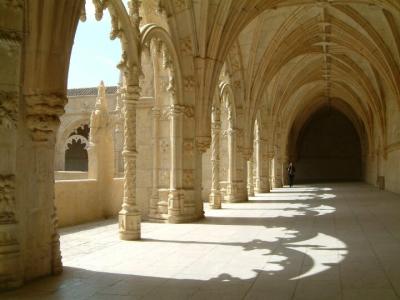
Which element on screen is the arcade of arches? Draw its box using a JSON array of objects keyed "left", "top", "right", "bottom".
[{"left": 1, "top": 0, "right": 400, "bottom": 294}]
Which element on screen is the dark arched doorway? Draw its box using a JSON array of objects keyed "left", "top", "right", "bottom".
[{"left": 294, "top": 107, "right": 362, "bottom": 182}]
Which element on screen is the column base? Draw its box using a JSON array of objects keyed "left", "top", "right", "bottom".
[
  {"left": 255, "top": 188, "right": 270, "bottom": 193},
  {"left": 247, "top": 188, "right": 255, "bottom": 197},
  {"left": 118, "top": 209, "right": 141, "bottom": 240},
  {"left": 273, "top": 177, "right": 283, "bottom": 188},
  {"left": 224, "top": 193, "right": 247, "bottom": 203},
  {"left": 209, "top": 192, "right": 222, "bottom": 209}
]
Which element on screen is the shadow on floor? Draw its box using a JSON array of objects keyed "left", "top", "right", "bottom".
[{"left": 2, "top": 183, "right": 400, "bottom": 300}]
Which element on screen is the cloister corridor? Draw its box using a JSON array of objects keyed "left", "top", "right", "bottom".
[{"left": 2, "top": 183, "right": 400, "bottom": 300}]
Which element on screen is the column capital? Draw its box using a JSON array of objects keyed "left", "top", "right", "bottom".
[
  {"left": 152, "top": 107, "right": 161, "bottom": 118},
  {"left": 168, "top": 104, "right": 185, "bottom": 118},
  {"left": 226, "top": 127, "right": 236, "bottom": 136},
  {"left": 25, "top": 93, "right": 67, "bottom": 142},
  {"left": 196, "top": 136, "right": 211, "bottom": 153}
]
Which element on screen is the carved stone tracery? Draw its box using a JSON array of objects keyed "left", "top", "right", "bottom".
[{"left": 0, "top": 91, "right": 18, "bottom": 128}]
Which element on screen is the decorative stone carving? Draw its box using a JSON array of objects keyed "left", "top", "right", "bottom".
[
  {"left": 183, "top": 139, "right": 194, "bottom": 156},
  {"left": 233, "top": 80, "right": 241, "bottom": 89},
  {"left": 183, "top": 105, "right": 194, "bottom": 119},
  {"left": 183, "top": 76, "right": 195, "bottom": 91},
  {"left": 2, "top": 0, "right": 23, "bottom": 9},
  {"left": 25, "top": 94, "right": 67, "bottom": 142},
  {"left": 173, "top": 0, "right": 188, "bottom": 12},
  {"left": 0, "top": 174, "right": 21, "bottom": 289},
  {"left": 196, "top": 136, "right": 211, "bottom": 153},
  {"left": 209, "top": 105, "right": 222, "bottom": 208},
  {"left": 0, "top": 29, "right": 23, "bottom": 43},
  {"left": 64, "top": 135, "right": 89, "bottom": 151},
  {"left": 183, "top": 169, "right": 194, "bottom": 188},
  {"left": 168, "top": 104, "right": 185, "bottom": 118},
  {"left": 161, "top": 44, "right": 173, "bottom": 70},
  {"left": 180, "top": 36, "right": 192, "bottom": 56},
  {"left": 0, "top": 91, "right": 18, "bottom": 128},
  {"left": 160, "top": 107, "right": 170, "bottom": 121},
  {"left": 0, "top": 175, "right": 16, "bottom": 224},
  {"left": 160, "top": 139, "right": 169, "bottom": 154}
]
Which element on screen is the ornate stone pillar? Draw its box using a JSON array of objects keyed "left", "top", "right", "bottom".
[
  {"left": 0, "top": 1, "right": 21, "bottom": 283},
  {"left": 254, "top": 134, "right": 261, "bottom": 193},
  {"left": 113, "top": 82, "right": 124, "bottom": 176},
  {"left": 247, "top": 158, "right": 255, "bottom": 197},
  {"left": 25, "top": 93, "right": 65, "bottom": 278},
  {"left": 196, "top": 136, "right": 210, "bottom": 217},
  {"left": 269, "top": 151, "right": 275, "bottom": 189},
  {"left": 0, "top": 91, "right": 21, "bottom": 289},
  {"left": 282, "top": 155, "right": 289, "bottom": 186},
  {"left": 225, "top": 127, "right": 237, "bottom": 201},
  {"left": 254, "top": 137, "right": 271, "bottom": 194},
  {"left": 274, "top": 157, "right": 283, "bottom": 188},
  {"left": 150, "top": 107, "right": 161, "bottom": 217},
  {"left": 118, "top": 82, "right": 141, "bottom": 240},
  {"left": 167, "top": 104, "right": 184, "bottom": 221},
  {"left": 209, "top": 106, "right": 222, "bottom": 209}
]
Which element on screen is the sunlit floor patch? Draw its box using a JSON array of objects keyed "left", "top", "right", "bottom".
[{"left": 286, "top": 233, "right": 347, "bottom": 280}]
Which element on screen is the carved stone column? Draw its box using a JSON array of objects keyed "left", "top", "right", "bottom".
[
  {"left": 209, "top": 106, "right": 222, "bottom": 209},
  {"left": 247, "top": 158, "right": 255, "bottom": 197},
  {"left": 25, "top": 93, "right": 65, "bottom": 278},
  {"left": 272, "top": 146, "right": 283, "bottom": 188},
  {"left": 274, "top": 157, "right": 283, "bottom": 188},
  {"left": 254, "top": 134, "right": 261, "bottom": 193},
  {"left": 0, "top": 173, "right": 21, "bottom": 289},
  {"left": 0, "top": 85, "right": 21, "bottom": 290},
  {"left": 225, "top": 127, "right": 237, "bottom": 201},
  {"left": 282, "top": 155, "right": 289, "bottom": 186},
  {"left": 118, "top": 83, "right": 141, "bottom": 240},
  {"left": 167, "top": 104, "right": 184, "bottom": 221},
  {"left": 269, "top": 150, "right": 275, "bottom": 189},
  {"left": 150, "top": 107, "right": 161, "bottom": 217}
]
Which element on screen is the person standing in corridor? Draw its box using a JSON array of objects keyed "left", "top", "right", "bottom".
[{"left": 288, "top": 162, "right": 296, "bottom": 188}]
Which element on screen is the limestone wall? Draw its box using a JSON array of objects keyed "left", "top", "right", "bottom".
[
  {"left": 55, "top": 177, "right": 124, "bottom": 227},
  {"left": 55, "top": 179, "right": 99, "bottom": 227},
  {"left": 385, "top": 151, "right": 400, "bottom": 194}
]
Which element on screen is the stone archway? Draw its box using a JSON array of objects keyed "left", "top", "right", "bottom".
[{"left": 292, "top": 107, "right": 363, "bottom": 183}]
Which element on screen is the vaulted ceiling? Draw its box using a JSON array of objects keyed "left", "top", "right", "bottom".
[{"left": 158, "top": 0, "right": 400, "bottom": 144}]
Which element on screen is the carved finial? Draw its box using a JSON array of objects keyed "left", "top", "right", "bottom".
[{"left": 95, "top": 81, "right": 108, "bottom": 111}]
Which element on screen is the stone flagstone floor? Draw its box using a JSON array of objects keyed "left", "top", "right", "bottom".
[{"left": 2, "top": 183, "right": 400, "bottom": 299}]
